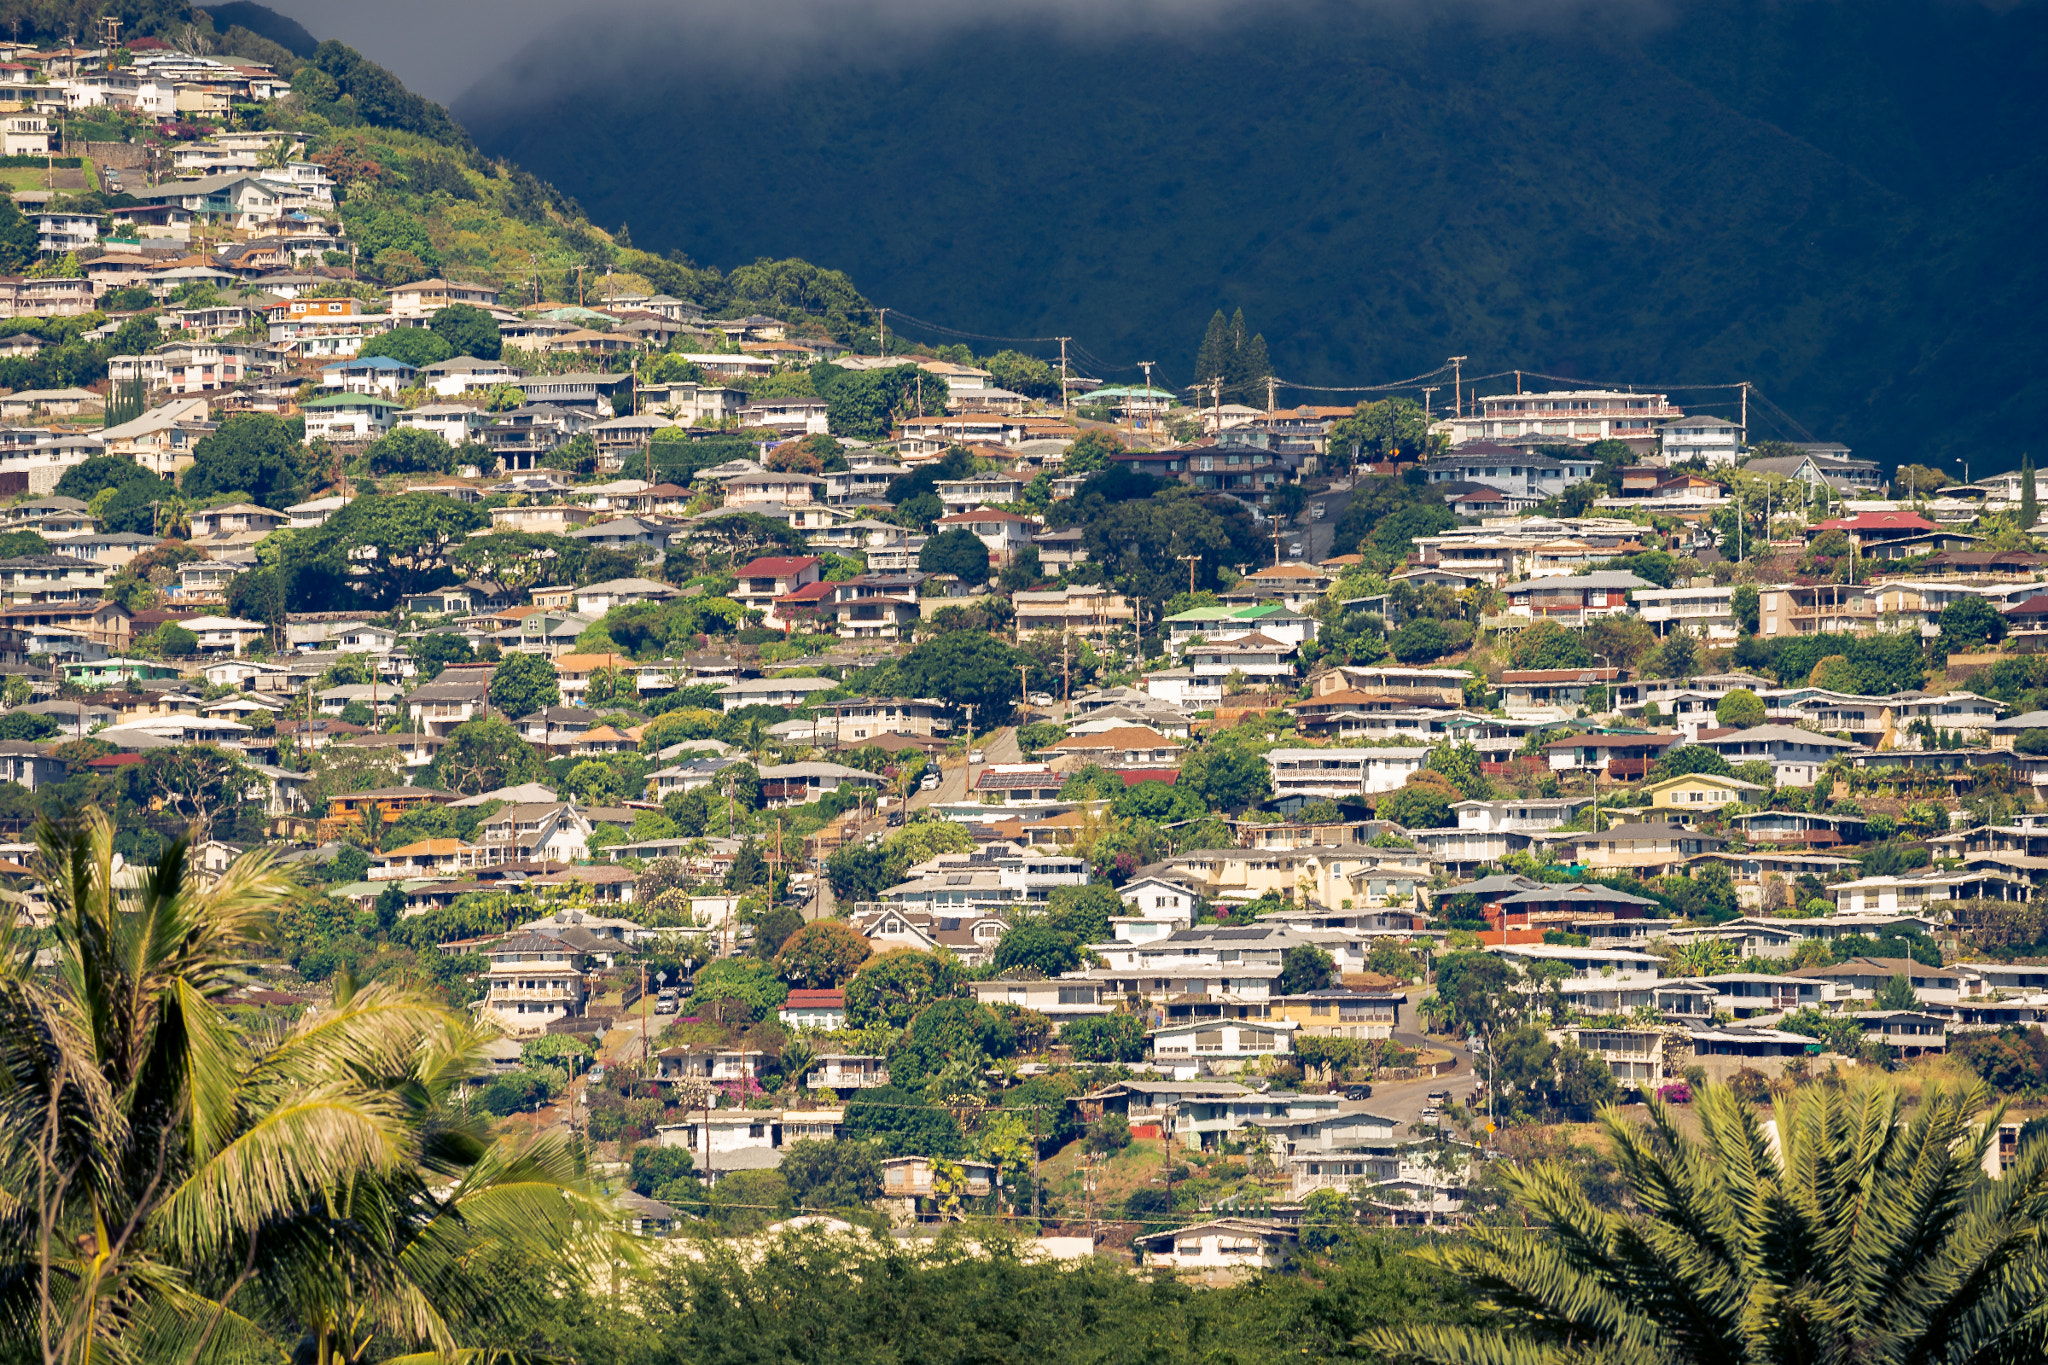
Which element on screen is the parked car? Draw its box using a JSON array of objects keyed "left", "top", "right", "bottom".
[
  {"left": 920, "top": 772, "right": 940, "bottom": 790},
  {"left": 1343, "top": 1084, "right": 1373, "bottom": 1100},
  {"left": 1029, "top": 692, "right": 1054, "bottom": 707},
  {"left": 1311, "top": 503, "right": 1325, "bottom": 519},
  {"left": 1288, "top": 541, "right": 1303, "bottom": 556},
  {"left": 969, "top": 748, "right": 985, "bottom": 763}
]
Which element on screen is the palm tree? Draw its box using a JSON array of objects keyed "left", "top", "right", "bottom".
[
  {"left": 1671, "top": 936, "right": 1738, "bottom": 977},
  {"left": 1364, "top": 1081, "right": 2048, "bottom": 1365},
  {"left": 0, "top": 813, "right": 626, "bottom": 1365}
]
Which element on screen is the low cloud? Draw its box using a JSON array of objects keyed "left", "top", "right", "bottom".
[{"left": 261, "top": 0, "right": 1689, "bottom": 108}]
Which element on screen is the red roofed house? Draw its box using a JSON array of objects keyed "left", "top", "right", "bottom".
[
  {"left": 2004, "top": 595, "right": 2048, "bottom": 626},
  {"left": 936, "top": 507, "right": 1036, "bottom": 566},
  {"left": 770, "top": 578, "right": 837, "bottom": 631},
  {"left": 780, "top": 989, "right": 847, "bottom": 1029},
  {"left": 1810, "top": 509, "right": 1949, "bottom": 556},
  {"left": 732, "top": 555, "right": 822, "bottom": 617},
  {"left": 1448, "top": 486, "right": 1512, "bottom": 517}
]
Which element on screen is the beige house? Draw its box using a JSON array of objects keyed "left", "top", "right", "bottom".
[
  {"left": 809, "top": 696, "right": 951, "bottom": 744},
  {"left": 489, "top": 504, "right": 596, "bottom": 534},
  {"left": 387, "top": 278, "right": 501, "bottom": 319},
  {"left": 481, "top": 931, "right": 587, "bottom": 1034},
  {"left": 1013, "top": 585, "right": 1135, "bottom": 640}
]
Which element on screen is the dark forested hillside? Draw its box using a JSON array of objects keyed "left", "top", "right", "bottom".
[{"left": 458, "top": 0, "right": 2048, "bottom": 471}]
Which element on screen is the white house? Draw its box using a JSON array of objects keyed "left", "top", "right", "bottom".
[
  {"left": 1147, "top": 1018, "right": 1295, "bottom": 1080},
  {"left": 398, "top": 404, "right": 490, "bottom": 446}
]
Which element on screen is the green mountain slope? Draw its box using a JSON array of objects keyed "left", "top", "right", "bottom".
[{"left": 457, "top": 0, "right": 2048, "bottom": 470}]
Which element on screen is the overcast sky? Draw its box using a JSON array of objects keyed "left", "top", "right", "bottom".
[{"left": 255, "top": 0, "right": 1426, "bottom": 106}]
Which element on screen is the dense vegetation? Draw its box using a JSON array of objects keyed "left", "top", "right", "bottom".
[{"left": 465, "top": 0, "right": 2048, "bottom": 467}]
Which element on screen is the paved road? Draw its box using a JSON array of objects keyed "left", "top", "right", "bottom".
[
  {"left": 906, "top": 724, "right": 1019, "bottom": 811},
  {"left": 1299, "top": 475, "right": 1359, "bottom": 563}
]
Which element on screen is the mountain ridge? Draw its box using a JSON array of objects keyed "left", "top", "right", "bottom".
[{"left": 455, "top": 0, "right": 2048, "bottom": 471}]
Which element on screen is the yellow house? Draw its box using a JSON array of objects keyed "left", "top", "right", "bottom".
[
  {"left": 1267, "top": 991, "right": 1405, "bottom": 1039},
  {"left": 1642, "top": 773, "right": 1770, "bottom": 810}
]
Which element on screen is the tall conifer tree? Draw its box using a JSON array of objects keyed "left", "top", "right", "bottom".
[{"left": 2022, "top": 455, "right": 2038, "bottom": 530}]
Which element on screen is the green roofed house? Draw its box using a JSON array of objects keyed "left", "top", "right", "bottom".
[
  {"left": 1164, "top": 602, "right": 1319, "bottom": 650},
  {"left": 63, "top": 657, "right": 183, "bottom": 688},
  {"left": 300, "top": 393, "right": 401, "bottom": 443}
]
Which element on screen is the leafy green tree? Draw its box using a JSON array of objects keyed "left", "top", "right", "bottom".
[
  {"left": 1424, "top": 740, "right": 1490, "bottom": 799},
  {"left": 845, "top": 948, "right": 964, "bottom": 1028},
  {"left": 896, "top": 631, "right": 1026, "bottom": 718},
  {"left": 0, "top": 191, "right": 37, "bottom": 273},
  {"left": 0, "top": 711, "right": 58, "bottom": 741},
  {"left": 1715, "top": 688, "right": 1767, "bottom": 728},
  {"left": 1653, "top": 744, "right": 1735, "bottom": 779},
  {"left": 1058, "top": 429, "right": 1125, "bottom": 476},
  {"left": 1040, "top": 883, "right": 1124, "bottom": 942},
  {"left": 281, "top": 493, "right": 487, "bottom": 608},
  {"left": 55, "top": 453, "right": 162, "bottom": 504},
  {"left": 179, "top": 413, "right": 311, "bottom": 507},
  {"left": 364, "top": 424, "right": 456, "bottom": 475},
  {"left": 1061, "top": 1012, "right": 1146, "bottom": 1063},
  {"left": 780, "top": 1138, "right": 884, "bottom": 1209},
  {"left": 1939, "top": 595, "right": 2007, "bottom": 650},
  {"left": 430, "top": 716, "right": 547, "bottom": 794},
  {"left": 688, "top": 957, "right": 789, "bottom": 1018},
  {"left": 1431, "top": 951, "right": 1520, "bottom": 1039},
  {"left": 358, "top": 327, "right": 455, "bottom": 367},
  {"left": 822, "top": 364, "right": 940, "bottom": 439},
  {"left": 1509, "top": 620, "right": 1595, "bottom": 670},
  {"left": 1732, "top": 583, "right": 1761, "bottom": 634},
  {"left": 1367, "top": 1081, "right": 2048, "bottom": 1365},
  {"left": 430, "top": 302, "right": 503, "bottom": 359},
  {"left": 918, "top": 527, "right": 992, "bottom": 585},
  {"left": 1278, "top": 943, "right": 1335, "bottom": 994},
  {"left": 844, "top": 1082, "right": 965, "bottom": 1157},
  {"left": 628, "top": 1144, "right": 697, "bottom": 1197},
  {"left": 490, "top": 652, "right": 561, "bottom": 717},
  {"left": 983, "top": 349, "right": 1060, "bottom": 400},
  {"left": 993, "top": 923, "right": 1083, "bottom": 976},
  {"left": 1388, "top": 618, "right": 1451, "bottom": 663},
  {"left": 1377, "top": 779, "right": 1456, "bottom": 829},
  {"left": 1070, "top": 492, "right": 1261, "bottom": 606},
  {"left": 890, "top": 998, "right": 1017, "bottom": 1088},
  {"left": 774, "top": 919, "right": 873, "bottom": 987},
  {"left": 2023, "top": 455, "right": 2039, "bottom": 530},
  {"left": 562, "top": 759, "right": 626, "bottom": 805},
  {"left": 1178, "top": 741, "right": 1272, "bottom": 811},
  {"left": 1327, "top": 396, "right": 1437, "bottom": 468}
]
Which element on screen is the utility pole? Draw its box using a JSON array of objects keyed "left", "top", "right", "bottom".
[
  {"left": 1031, "top": 1100, "right": 1043, "bottom": 1220},
  {"left": 1176, "top": 553, "right": 1200, "bottom": 596},
  {"left": 1210, "top": 377, "right": 1221, "bottom": 434},
  {"left": 1016, "top": 664, "right": 1031, "bottom": 716},
  {"left": 1060, "top": 631, "right": 1072, "bottom": 703},
  {"left": 1057, "top": 337, "right": 1071, "bottom": 416},
  {"left": 1421, "top": 387, "right": 1437, "bottom": 419},
  {"left": 876, "top": 307, "right": 887, "bottom": 357},
  {"left": 1271, "top": 521, "right": 1284, "bottom": 566},
  {"left": 1448, "top": 356, "right": 1468, "bottom": 418},
  {"left": 1138, "top": 361, "right": 1155, "bottom": 432},
  {"left": 1265, "top": 374, "right": 1276, "bottom": 415},
  {"left": 1740, "top": 381, "right": 1749, "bottom": 447},
  {"left": 640, "top": 962, "right": 650, "bottom": 1079}
]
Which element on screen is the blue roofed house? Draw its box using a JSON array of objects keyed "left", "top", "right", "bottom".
[{"left": 318, "top": 355, "right": 418, "bottom": 396}]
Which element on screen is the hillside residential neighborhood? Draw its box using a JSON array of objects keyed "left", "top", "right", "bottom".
[{"left": 0, "top": 25, "right": 2043, "bottom": 1358}]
